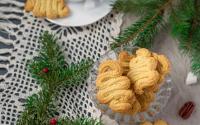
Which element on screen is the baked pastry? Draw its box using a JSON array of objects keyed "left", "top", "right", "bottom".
[
  {"left": 136, "top": 48, "right": 152, "bottom": 57},
  {"left": 25, "top": 0, "right": 70, "bottom": 19},
  {"left": 118, "top": 51, "right": 135, "bottom": 75},
  {"left": 154, "top": 119, "right": 168, "bottom": 125},
  {"left": 136, "top": 91, "right": 155, "bottom": 111},
  {"left": 95, "top": 48, "right": 170, "bottom": 115},
  {"left": 153, "top": 53, "right": 170, "bottom": 84},
  {"left": 127, "top": 99, "right": 141, "bottom": 115},
  {"left": 145, "top": 53, "right": 170, "bottom": 92},
  {"left": 96, "top": 60, "right": 141, "bottom": 114},
  {"left": 140, "top": 119, "right": 169, "bottom": 125},
  {"left": 128, "top": 48, "right": 160, "bottom": 94},
  {"left": 25, "top": 0, "right": 35, "bottom": 12},
  {"left": 140, "top": 121, "right": 153, "bottom": 125},
  {"left": 128, "top": 48, "right": 171, "bottom": 94}
]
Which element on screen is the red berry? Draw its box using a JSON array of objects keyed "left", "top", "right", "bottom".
[
  {"left": 50, "top": 118, "right": 57, "bottom": 125},
  {"left": 179, "top": 101, "right": 195, "bottom": 119},
  {"left": 42, "top": 68, "right": 49, "bottom": 73}
]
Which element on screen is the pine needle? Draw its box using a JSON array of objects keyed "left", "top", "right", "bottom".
[
  {"left": 170, "top": 0, "right": 200, "bottom": 76},
  {"left": 113, "top": 0, "right": 166, "bottom": 15},
  {"left": 111, "top": 12, "right": 164, "bottom": 49},
  {"left": 57, "top": 118, "right": 103, "bottom": 125},
  {"left": 111, "top": 0, "right": 174, "bottom": 49}
]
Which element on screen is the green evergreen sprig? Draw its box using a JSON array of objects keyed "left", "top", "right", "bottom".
[
  {"left": 113, "top": 0, "right": 200, "bottom": 75},
  {"left": 170, "top": 0, "right": 200, "bottom": 76},
  {"left": 56, "top": 117, "right": 103, "bottom": 125},
  {"left": 111, "top": 13, "right": 164, "bottom": 49},
  {"left": 113, "top": 0, "right": 166, "bottom": 15},
  {"left": 111, "top": 0, "right": 173, "bottom": 49},
  {"left": 17, "top": 32, "right": 94, "bottom": 125}
]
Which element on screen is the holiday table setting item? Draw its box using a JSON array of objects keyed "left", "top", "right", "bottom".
[
  {"left": 48, "top": 0, "right": 117, "bottom": 26},
  {"left": 24, "top": 0, "right": 117, "bottom": 26},
  {"left": 88, "top": 46, "right": 172, "bottom": 125}
]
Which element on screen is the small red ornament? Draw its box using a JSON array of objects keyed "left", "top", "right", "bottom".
[
  {"left": 42, "top": 68, "right": 49, "bottom": 73},
  {"left": 179, "top": 101, "right": 195, "bottom": 119},
  {"left": 50, "top": 118, "right": 57, "bottom": 125}
]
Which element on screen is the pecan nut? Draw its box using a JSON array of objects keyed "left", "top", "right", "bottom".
[{"left": 179, "top": 101, "right": 195, "bottom": 119}]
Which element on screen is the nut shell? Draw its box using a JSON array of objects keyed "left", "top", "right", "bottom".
[{"left": 179, "top": 101, "right": 195, "bottom": 119}]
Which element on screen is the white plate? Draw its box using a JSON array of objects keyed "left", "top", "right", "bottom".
[{"left": 47, "top": 0, "right": 115, "bottom": 26}]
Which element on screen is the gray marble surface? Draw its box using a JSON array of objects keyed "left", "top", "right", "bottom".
[{"left": 101, "top": 14, "right": 200, "bottom": 125}]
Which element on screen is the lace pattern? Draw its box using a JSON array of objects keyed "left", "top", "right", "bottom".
[{"left": 0, "top": 0, "right": 123, "bottom": 124}]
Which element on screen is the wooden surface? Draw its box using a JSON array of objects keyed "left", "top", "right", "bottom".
[{"left": 101, "top": 14, "right": 200, "bottom": 125}]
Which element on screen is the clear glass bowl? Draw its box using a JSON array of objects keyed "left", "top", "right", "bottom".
[{"left": 88, "top": 46, "right": 172, "bottom": 124}]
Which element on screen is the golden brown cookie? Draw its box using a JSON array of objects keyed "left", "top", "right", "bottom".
[
  {"left": 136, "top": 48, "right": 152, "bottom": 57},
  {"left": 97, "top": 74, "right": 126, "bottom": 89},
  {"left": 32, "top": 0, "right": 41, "bottom": 17},
  {"left": 129, "top": 56, "right": 158, "bottom": 71},
  {"left": 153, "top": 54, "right": 170, "bottom": 75},
  {"left": 153, "top": 53, "right": 170, "bottom": 84},
  {"left": 25, "top": 0, "right": 36, "bottom": 12},
  {"left": 46, "top": 0, "right": 58, "bottom": 19},
  {"left": 140, "top": 121, "right": 153, "bottom": 125},
  {"left": 118, "top": 51, "right": 135, "bottom": 75},
  {"left": 98, "top": 60, "right": 123, "bottom": 74},
  {"left": 108, "top": 90, "right": 134, "bottom": 113},
  {"left": 154, "top": 119, "right": 168, "bottom": 125},
  {"left": 39, "top": 0, "right": 47, "bottom": 17},
  {"left": 127, "top": 98, "right": 141, "bottom": 115},
  {"left": 96, "top": 48, "right": 171, "bottom": 115},
  {"left": 96, "top": 77, "right": 131, "bottom": 103},
  {"left": 128, "top": 69, "right": 159, "bottom": 94},
  {"left": 136, "top": 91, "right": 155, "bottom": 111},
  {"left": 25, "top": 0, "right": 70, "bottom": 19},
  {"left": 57, "top": 0, "right": 70, "bottom": 18},
  {"left": 126, "top": 48, "right": 170, "bottom": 113},
  {"left": 145, "top": 83, "right": 160, "bottom": 92},
  {"left": 96, "top": 60, "right": 139, "bottom": 114}
]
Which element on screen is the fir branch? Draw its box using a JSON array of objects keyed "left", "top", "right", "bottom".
[
  {"left": 111, "top": 12, "right": 164, "bottom": 49},
  {"left": 111, "top": 0, "right": 173, "bottom": 49},
  {"left": 113, "top": 0, "right": 166, "bottom": 15},
  {"left": 17, "top": 90, "right": 57, "bottom": 125},
  {"left": 57, "top": 118, "right": 103, "bottom": 125},
  {"left": 39, "top": 31, "right": 65, "bottom": 70},
  {"left": 17, "top": 32, "right": 93, "bottom": 125},
  {"left": 29, "top": 31, "right": 66, "bottom": 86},
  {"left": 170, "top": 0, "right": 200, "bottom": 76},
  {"left": 170, "top": 0, "right": 195, "bottom": 52},
  {"left": 113, "top": 13, "right": 163, "bottom": 49},
  {"left": 59, "top": 60, "right": 93, "bottom": 86}
]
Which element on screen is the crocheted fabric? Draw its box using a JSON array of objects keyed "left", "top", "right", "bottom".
[{"left": 0, "top": 0, "right": 123, "bottom": 124}]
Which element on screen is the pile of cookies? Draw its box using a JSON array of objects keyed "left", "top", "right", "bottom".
[
  {"left": 140, "top": 119, "right": 169, "bottom": 125},
  {"left": 25, "top": 0, "right": 70, "bottom": 19},
  {"left": 96, "top": 48, "right": 170, "bottom": 114}
]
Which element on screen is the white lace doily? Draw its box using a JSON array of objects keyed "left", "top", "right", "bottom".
[{"left": 0, "top": 0, "right": 123, "bottom": 124}]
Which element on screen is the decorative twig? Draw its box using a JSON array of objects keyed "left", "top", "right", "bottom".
[{"left": 17, "top": 32, "right": 94, "bottom": 125}]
